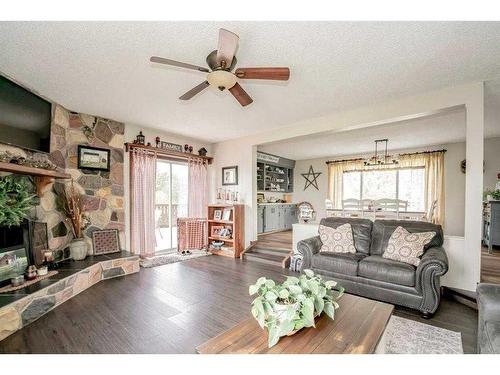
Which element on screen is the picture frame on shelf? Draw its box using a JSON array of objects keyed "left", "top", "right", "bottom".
[
  {"left": 77, "top": 145, "right": 111, "bottom": 171},
  {"left": 213, "top": 209, "right": 222, "bottom": 221},
  {"left": 218, "top": 227, "right": 232, "bottom": 238},
  {"left": 210, "top": 225, "right": 225, "bottom": 237},
  {"left": 222, "top": 208, "right": 232, "bottom": 221},
  {"left": 222, "top": 166, "right": 238, "bottom": 185},
  {"left": 92, "top": 229, "right": 121, "bottom": 255}
]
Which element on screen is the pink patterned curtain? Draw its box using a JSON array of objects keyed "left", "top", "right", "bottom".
[
  {"left": 130, "top": 148, "right": 157, "bottom": 258},
  {"left": 188, "top": 158, "right": 208, "bottom": 218}
]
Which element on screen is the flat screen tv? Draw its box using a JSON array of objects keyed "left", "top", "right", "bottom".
[{"left": 0, "top": 75, "right": 52, "bottom": 153}]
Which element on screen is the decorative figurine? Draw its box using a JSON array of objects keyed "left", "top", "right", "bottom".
[
  {"left": 198, "top": 147, "right": 208, "bottom": 156},
  {"left": 147, "top": 142, "right": 151, "bottom": 147},
  {"left": 155, "top": 136, "right": 160, "bottom": 148},
  {"left": 184, "top": 144, "right": 189, "bottom": 152},
  {"left": 25, "top": 265, "right": 38, "bottom": 280},
  {"left": 136, "top": 131, "right": 145, "bottom": 145},
  {"left": 188, "top": 145, "right": 193, "bottom": 153}
]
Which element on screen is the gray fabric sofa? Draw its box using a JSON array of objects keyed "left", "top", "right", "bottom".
[
  {"left": 477, "top": 283, "right": 500, "bottom": 354},
  {"left": 297, "top": 217, "right": 449, "bottom": 317}
]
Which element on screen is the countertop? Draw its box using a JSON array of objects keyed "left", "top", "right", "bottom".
[{"left": 257, "top": 202, "right": 297, "bottom": 206}]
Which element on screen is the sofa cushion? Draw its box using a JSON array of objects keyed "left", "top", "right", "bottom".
[
  {"left": 319, "top": 217, "right": 373, "bottom": 254},
  {"left": 358, "top": 255, "right": 416, "bottom": 287},
  {"left": 382, "top": 226, "right": 436, "bottom": 266},
  {"left": 319, "top": 223, "right": 356, "bottom": 254},
  {"left": 312, "top": 252, "right": 366, "bottom": 276},
  {"left": 370, "top": 220, "right": 443, "bottom": 256}
]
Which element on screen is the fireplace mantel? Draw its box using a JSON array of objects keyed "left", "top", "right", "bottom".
[{"left": 0, "top": 161, "right": 71, "bottom": 197}]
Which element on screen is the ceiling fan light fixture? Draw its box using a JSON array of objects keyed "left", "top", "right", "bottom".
[{"left": 207, "top": 70, "right": 237, "bottom": 90}]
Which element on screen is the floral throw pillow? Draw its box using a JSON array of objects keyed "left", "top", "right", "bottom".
[
  {"left": 319, "top": 223, "right": 356, "bottom": 254},
  {"left": 383, "top": 226, "right": 436, "bottom": 266}
]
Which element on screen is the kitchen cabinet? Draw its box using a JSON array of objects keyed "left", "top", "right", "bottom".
[
  {"left": 257, "top": 152, "right": 295, "bottom": 193},
  {"left": 264, "top": 206, "right": 279, "bottom": 232},
  {"left": 258, "top": 204, "right": 298, "bottom": 233},
  {"left": 484, "top": 201, "right": 500, "bottom": 253},
  {"left": 257, "top": 206, "right": 264, "bottom": 233}
]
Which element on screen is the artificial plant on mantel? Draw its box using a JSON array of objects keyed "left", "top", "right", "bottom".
[
  {"left": 54, "top": 181, "right": 89, "bottom": 260},
  {"left": 0, "top": 175, "right": 35, "bottom": 227}
]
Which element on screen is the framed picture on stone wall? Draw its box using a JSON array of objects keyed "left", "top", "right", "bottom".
[
  {"left": 78, "top": 145, "right": 111, "bottom": 171},
  {"left": 92, "top": 229, "right": 121, "bottom": 255}
]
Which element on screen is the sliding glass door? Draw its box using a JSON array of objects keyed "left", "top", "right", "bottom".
[{"left": 155, "top": 160, "right": 188, "bottom": 252}]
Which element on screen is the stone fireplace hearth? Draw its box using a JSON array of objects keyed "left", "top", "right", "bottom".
[{"left": 0, "top": 251, "right": 139, "bottom": 341}]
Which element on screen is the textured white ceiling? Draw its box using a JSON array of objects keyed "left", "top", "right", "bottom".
[{"left": 1, "top": 21, "right": 500, "bottom": 143}]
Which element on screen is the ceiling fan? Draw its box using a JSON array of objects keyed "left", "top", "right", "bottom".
[{"left": 150, "top": 28, "right": 290, "bottom": 107}]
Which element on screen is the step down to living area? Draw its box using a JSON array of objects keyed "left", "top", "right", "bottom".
[
  {"left": 242, "top": 247, "right": 290, "bottom": 267},
  {"left": 242, "top": 231, "right": 293, "bottom": 268}
]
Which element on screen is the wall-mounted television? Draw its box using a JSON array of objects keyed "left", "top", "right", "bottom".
[{"left": 0, "top": 75, "right": 52, "bottom": 153}]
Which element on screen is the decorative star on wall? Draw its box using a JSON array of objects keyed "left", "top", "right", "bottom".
[{"left": 301, "top": 165, "right": 322, "bottom": 191}]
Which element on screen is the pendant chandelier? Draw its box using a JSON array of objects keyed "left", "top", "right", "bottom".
[{"left": 364, "top": 139, "right": 399, "bottom": 166}]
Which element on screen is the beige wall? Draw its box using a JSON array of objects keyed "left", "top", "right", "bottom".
[{"left": 291, "top": 137, "right": 500, "bottom": 237}]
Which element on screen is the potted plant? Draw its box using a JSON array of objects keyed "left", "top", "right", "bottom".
[
  {"left": 0, "top": 175, "right": 35, "bottom": 227},
  {"left": 54, "top": 181, "right": 89, "bottom": 260},
  {"left": 484, "top": 189, "right": 500, "bottom": 202},
  {"left": 249, "top": 269, "right": 344, "bottom": 348}
]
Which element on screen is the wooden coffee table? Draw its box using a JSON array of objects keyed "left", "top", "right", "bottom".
[{"left": 196, "top": 293, "right": 393, "bottom": 354}]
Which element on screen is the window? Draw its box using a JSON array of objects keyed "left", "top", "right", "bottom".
[{"left": 342, "top": 168, "right": 425, "bottom": 211}]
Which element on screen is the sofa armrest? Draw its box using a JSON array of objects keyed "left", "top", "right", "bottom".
[
  {"left": 297, "top": 235, "right": 322, "bottom": 270},
  {"left": 415, "top": 246, "right": 449, "bottom": 313},
  {"left": 477, "top": 283, "right": 500, "bottom": 353},
  {"left": 477, "top": 283, "right": 500, "bottom": 324}
]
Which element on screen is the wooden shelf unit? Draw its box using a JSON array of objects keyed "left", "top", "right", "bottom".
[
  {"left": 207, "top": 204, "right": 244, "bottom": 258},
  {"left": 0, "top": 161, "right": 71, "bottom": 197}
]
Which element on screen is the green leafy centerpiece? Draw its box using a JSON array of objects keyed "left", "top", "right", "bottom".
[{"left": 249, "top": 269, "right": 344, "bottom": 348}]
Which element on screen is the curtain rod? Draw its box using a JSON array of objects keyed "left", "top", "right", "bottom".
[{"left": 325, "top": 149, "right": 447, "bottom": 165}]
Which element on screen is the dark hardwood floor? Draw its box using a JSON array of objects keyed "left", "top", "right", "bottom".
[
  {"left": 481, "top": 245, "right": 500, "bottom": 284},
  {"left": 0, "top": 256, "right": 478, "bottom": 354}
]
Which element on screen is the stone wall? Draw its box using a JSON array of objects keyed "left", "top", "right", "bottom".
[{"left": 0, "top": 104, "right": 125, "bottom": 260}]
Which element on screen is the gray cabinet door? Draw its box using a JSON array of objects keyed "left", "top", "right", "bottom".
[
  {"left": 289, "top": 204, "right": 299, "bottom": 229},
  {"left": 279, "top": 206, "right": 287, "bottom": 230},
  {"left": 257, "top": 206, "right": 265, "bottom": 234},
  {"left": 264, "top": 206, "right": 278, "bottom": 232},
  {"left": 283, "top": 205, "right": 291, "bottom": 229}
]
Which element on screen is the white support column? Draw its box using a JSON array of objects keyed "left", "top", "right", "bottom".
[{"left": 464, "top": 82, "right": 484, "bottom": 290}]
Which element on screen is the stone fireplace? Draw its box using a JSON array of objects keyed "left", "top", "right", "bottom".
[{"left": 0, "top": 104, "right": 125, "bottom": 261}]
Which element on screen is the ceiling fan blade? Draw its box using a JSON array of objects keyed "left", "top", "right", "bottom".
[
  {"left": 235, "top": 67, "right": 290, "bottom": 81},
  {"left": 216, "top": 29, "right": 239, "bottom": 68},
  {"left": 150, "top": 56, "right": 209, "bottom": 73},
  {"left": 229, "top": 83, "right": 253, "bottom": 107},
  {"left": 179, "top": 81, "right": 210, "bottom": 100}
]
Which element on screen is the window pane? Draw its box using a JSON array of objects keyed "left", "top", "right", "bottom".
[
  {"left": 398, "top": 168, "right": 425, "bottom": 211},
  {"left": 342, "top": 172, "right": 361, "bottom": 200},
  {"left": 362, "top": 170, "right": 397, "bottom": 200}
]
